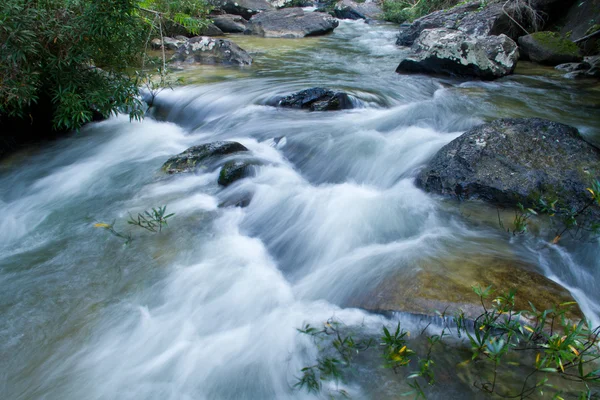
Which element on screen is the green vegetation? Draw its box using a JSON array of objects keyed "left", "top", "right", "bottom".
[
  {"left": 94, "top": 205, "right": 175, "bottom": 244},
  {"left": 504, "top": 180, "right": 600, "bottom": 243},
  {"left": 296, "top": 287, "right": 600, "bottom": 399},
  {"left": 0, "top": 0, "right": 210, "bottom": 134},
  {"left": 530, "top": 31, "right": 581, "bottom": 57},
  {"left": 382, "top": 0, "right": 465, "bottom": 24}
]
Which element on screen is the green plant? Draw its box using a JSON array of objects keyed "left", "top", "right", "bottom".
[
  {"left": 127, "top": 205, "right": 174, "bottom": 233},
  {"left": 382, "top": 0, "right": 463, "bottom": 24},
  {"left": 93, "top": 221, "right": 133, "bottom": 245},
  {"left": 295, "top": 288, "right": 600, "bottom": 399}
]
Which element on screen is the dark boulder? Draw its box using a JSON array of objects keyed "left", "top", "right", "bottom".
[
  {"left": 518, "top": 32, "right": 582, "bottom": 65},
  {"left": 210, "top": 0, "right": 274, "bottom": 20},
  {"left": 416, "top": 118, "right": 600, "bottom": 214},
  {"left": 199, "top": 23, "right": 225, "bottom": 36},
  {"left": 218, "top": 159, "right": 263, "bottom": 186},
  {"left": 212, "top": 14, "right": 249, "bottom": 33},
  {"left": 396, "top": 28, "right": 519, "bottom": 80},
  {"left": 171, "top": 36, "right": 252, "bottom": 65},
  {"left": 270, "top": 87, "right": 354, "bottom": 111},
  {"left": 246, "top": 8, "right": 339, "bottom": 38},
  {"left": 560, "top": 0, "right": 600, "bottom": 47},
  {"left": 162, "top": 141, "right": 249, "bottom": 174}
]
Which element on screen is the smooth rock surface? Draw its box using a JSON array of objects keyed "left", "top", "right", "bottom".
[
  {"left": 416, "top": 118, "right": 600, "bottom": 213},
  {"left": 396, "top": 28, "right": 519, "bottom": 80},
  {"left": 333, "top": 0, "right": 382, "bottom": 20},
  {"left": 171, "top": 36, "right": 252, "bottom": 65},
  {"left": 162, "top": 141, "right": 249, "bottom": 174},
  {"left": 211, "top": 13, "right": 249, "bottom": 33},
  {"left": 353, "top": 254, "right": 582, "bottom": 321},
  {"left": 247, "top": 8, "right": 339, "bottom": 38}
]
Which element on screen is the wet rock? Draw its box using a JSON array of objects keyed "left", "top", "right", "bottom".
[
  {"left": 151, "top": 36, "right": 186, "bottom": 51},
  {"left": 199, "top": 23, "right": 225, "bottom": 36},
  {"left": 396, "top": 28, "right": 519, "bottom": 80},
  {"left": 162, "top": 141, "right": 249, "bottom": 174},
  {"left": 558, "top": 56, "right": 600, "bottom": 79},
  {"left": 218, "top": 159, "right": 263, "bottom": 186},
  {"left": 416, "top": 118, "right": 600, "bottom": 214},
  {"left": 560, "top": 0, "right": 600, "bottom": 47},
  {"left": 212, "top": 13, "right": 249, "bottom": 33},
  {"left": 270, "top": 87, "right": 354, "bottom": 111},
  {"left": 353, "top": 254, "right": 582, "bottom": 321},
  {"left": 518, "top": 32, "right": 582, "bottom": 65},
  {"left": 396, "top": 2, "right": 521, "bottom": 47},
  {"left": 210, "top": 0, "right": 274, "bottom": 20},
  {"left": 246, "top": 8, "right": 339, "bottom": 38},
  {"left": 171, "top": 36, "right": 252, "bottom": 65},
  {"left": 333, "top": 0, "right": 381, "bottom": 20}
]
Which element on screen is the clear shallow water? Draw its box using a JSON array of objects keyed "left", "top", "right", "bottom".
[{"left": 1, "top": 20, "right": 599, "bottom": 399}]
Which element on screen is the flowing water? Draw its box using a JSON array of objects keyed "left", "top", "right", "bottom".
[{"left": 1, "top": 20, "right": 599, "bottom": 399}]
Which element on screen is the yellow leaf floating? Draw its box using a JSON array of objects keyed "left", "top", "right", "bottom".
[{"left": 94, "top": 223, "right": 111, "bottom": 228}]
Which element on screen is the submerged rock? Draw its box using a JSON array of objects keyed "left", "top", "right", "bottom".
[
  {"left": 396, "top": 28, "right": 519, "bottom": 80},
  {"left": 218, "top": 159, "right": 263, "bottom": 186},
  {"left": 246, "top": 8, "right": 339, "bottom": 38},
  {"left": 211, "top": 13, "right": 249, "bottom": 33},
  {"left": 353, "top": 254, "right": 582, "bottom": 321},
  {"left": 518, "top": 32, "right": 582, "bottom": 66},
  {"left": 171, "top": 36, "right": 252, "bottom": 65},
  {"left": 162, "top": 141, "right": 249, "bottom": 174},
  {"left": 416, "top": 118, "right": 600, "bottom": 214},
  {"left": 270, "top": 87, "right": 354, "bottom": 111}
]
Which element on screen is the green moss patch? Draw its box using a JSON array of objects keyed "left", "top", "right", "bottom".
[{"left": 530, "top": 31, "right": 580, "bottom": 56}]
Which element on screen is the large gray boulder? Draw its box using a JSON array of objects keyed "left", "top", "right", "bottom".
[
  {"left": 396, "top": 2, "right": 520, "bottom": 47},
  {"left": 171, "top": 37, "right": 252, "bottom": 65},
  {"left": 518, "top": 32, "right": 583, "bottom": 66},
  {"left": 396, "top": 28, "right": 519, "bottom": 80},
  {"left": 416, "top": 118, "right": 600, "bottom": 214},
  {"left": 557, "top": 56, "right": 600, "bottom": 79},
  {"left": 162, "top": 141, "right": 249, "bottom": 174},
  {"left": 210, "top": 0, "right": 274, "bottom": 19},
  {"left": 211, "top": 13, "right": 249, "bottom": 33},
  {"left": 247, "top": 8, "right": 339, "bottom": 38}
]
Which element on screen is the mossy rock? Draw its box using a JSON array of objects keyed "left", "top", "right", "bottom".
[
  {"left": 518, "top": 31, "right": 582, "bottom": 65},
  {"left": 352, "top": 254, "right": 583, "bottom": 321},
  {"left": 162, "top": 141, "right": 249, "bottom": 174}
]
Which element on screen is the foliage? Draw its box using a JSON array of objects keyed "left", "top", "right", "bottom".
[
  {"left": 128, "top": 205, "right": 175, "bottom": 233},
  {"left": 295, "top": 288, "right": 600, "bottom": 399},
  {"left": 295, "top": 319, "right": 374, "bottom": 397},
  {"left": 382, "top": 0, "right": 465, "bottom": 24},
  {"left": 0, "top": 0, "right": 209, "bottom": 133},
  {"left": 94, "top": 205, "right": 174, "bottom": 244},
  {"left": 499, "top": 180, "right": 600, "bottom": 243}
]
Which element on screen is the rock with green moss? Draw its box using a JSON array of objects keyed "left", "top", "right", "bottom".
[
  {"left": 416, "top": 118, "right": 600, "bottom": 215},
  {"left": 162, "top": 141, "right": 249, "bottom": 174},
  {"left": 518, "top": 31, "right": 582, "bottom": 65},
  {"left": 218, "top": 159, "right": 263, "bottom": 186}
]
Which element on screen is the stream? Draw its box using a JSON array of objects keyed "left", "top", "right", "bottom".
[{"left": 1, "top": 20, "right": 599, "bottom": 399}]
